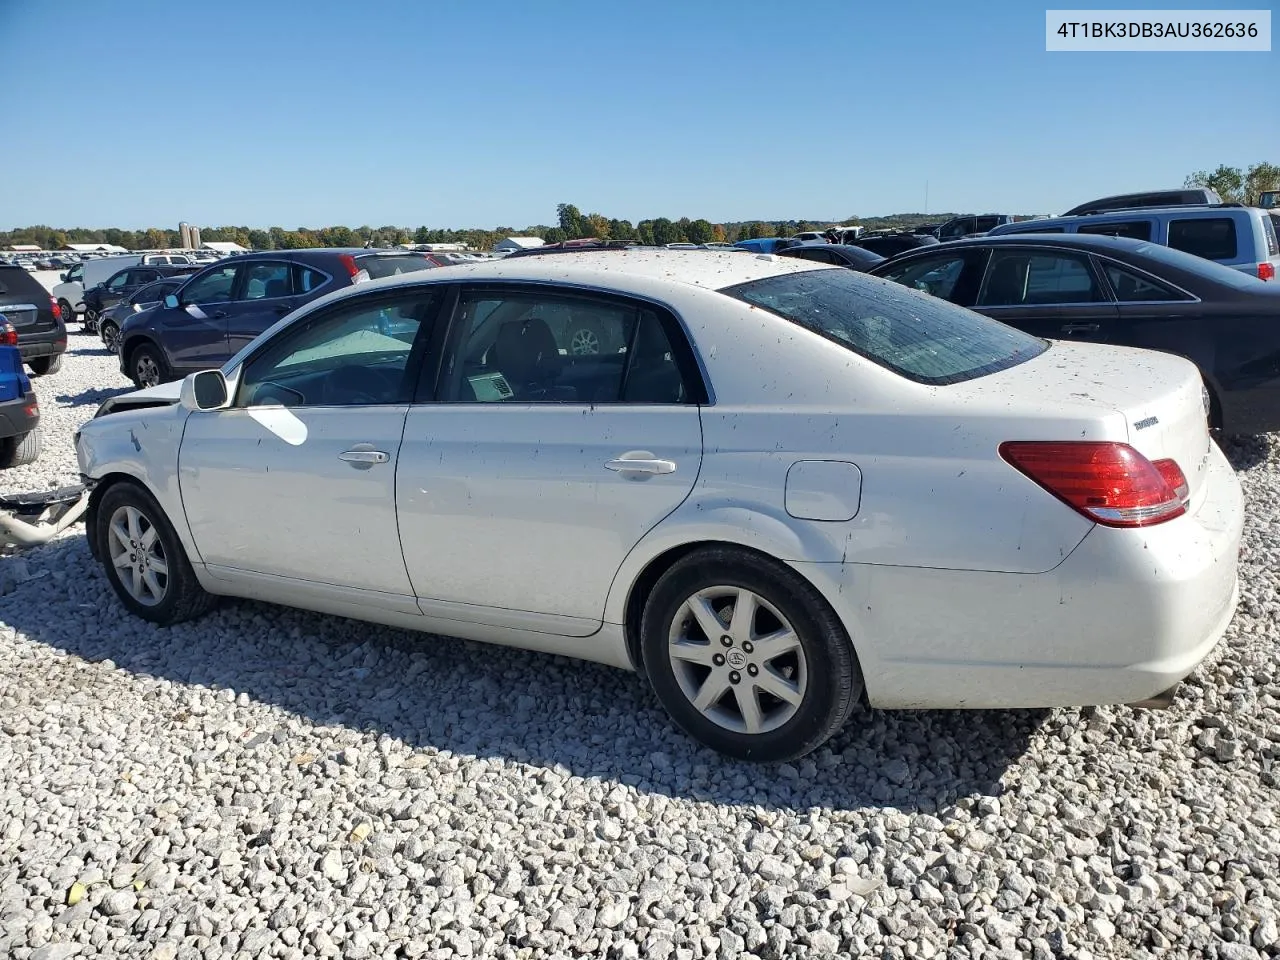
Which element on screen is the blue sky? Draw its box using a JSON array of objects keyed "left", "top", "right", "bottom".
[{"left": 0, "top": 0, "right": 1274, "bottom": 229}]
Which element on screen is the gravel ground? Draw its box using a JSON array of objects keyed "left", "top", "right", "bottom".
[{"left": 2, "top": 340, "right": 1280, "bottom": 960}]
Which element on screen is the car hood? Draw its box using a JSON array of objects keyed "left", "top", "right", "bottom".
[{"left": 93, "top": 379, "right": 183, "bottom": 418}]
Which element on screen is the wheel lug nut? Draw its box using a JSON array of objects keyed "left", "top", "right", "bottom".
[
  {"left": 742, "top": 641, "right": 754, "bottom": 654},
  {"left": 712, "top": 654, "right": 725, "bottom": 666},
  {"left": 720, "top": 635, "right": 732, "bottom": 647},
  {"left": 747, "top": 664, "right": 759, "bottom": 677},
  {"left": 729, "top": 671, "right": 740, "bottom": 684}
]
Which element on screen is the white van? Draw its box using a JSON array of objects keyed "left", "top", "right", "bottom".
[{"left": 52, "top": 255, "right": 142, "bottom": 320}]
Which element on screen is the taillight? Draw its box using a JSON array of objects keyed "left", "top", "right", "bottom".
[
  {"left": 338, "top": 254, "right": 359, "bottom": 278},
  {"left": 0, "top": 322, "right": 16, "bottom": 346},
  {"left": 1259, "top": 262, "right": 1275, "bottom": 281},
  {"left": 23, "top": 402, "right": 37, "bottom": 419},
  {"left": 50, "top": 297, "right": 62, "bottom": 321},
  {"left": 999, "top": 441, "right": 1188, "bottom": 528}
]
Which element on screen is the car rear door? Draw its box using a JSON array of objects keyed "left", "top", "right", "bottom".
[
  {"left": 969, "top": 246, "right": 1119, "bottom": 341},
  {"left": 395, "top": 284, "right": 705, "bottom": 636}
]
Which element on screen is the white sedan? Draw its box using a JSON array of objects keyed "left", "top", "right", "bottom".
[{"left": 74, "top": 250, "right": 1244, "bottom": 761}]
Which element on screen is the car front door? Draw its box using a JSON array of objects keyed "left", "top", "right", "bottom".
[
  {"left": 970, "top": 247, "right": 1119, "bottom": 341},
  {"left": 224, "top": 259, "right": 307, "bottom": 357},
  {"left": 161, "top": 263, "right": 241, "bottom": 372},
  {"left": 395, "top": 284, "right": 705, "bottom": 636},
  {"left": 178, "top": 287, "right": 444, "bottom": 605}
]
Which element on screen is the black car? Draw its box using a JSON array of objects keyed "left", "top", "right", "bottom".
[
  {"left": 0, "top": 264, "right": 67, "bottom": 376},
  {"left": 118, "top": 248, "right": 439, "bottom": 387},
  {"left": 775, "top": 243, "right": 885, "bottom": 271},
  {"left": 97, "top": 277, "right": 188, "bottom": 353},
  {"left": 82, "top": 264, "right": 198, "bottom": 329},
  {"left": 851, "top": 232, "right": 940, "bottom": 258},
  {"left": 867, "top": 233, "right": 1280, "bottom": 434}
]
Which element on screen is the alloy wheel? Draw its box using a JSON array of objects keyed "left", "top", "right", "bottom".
[
  {"left": 101, "top": 323, "right": 119, "bottom": 352},
  {"left": 667, "top": 586, "right": 808, "bottom": 735},
  {"left": 135, "top": 354, "right": 160, "bottom": 387},
  {"left": 107, "top": 504, "right": 169, "bottom": 606},
  {"left": 569, "top": 328, "right": 600, "bottom": 355}
]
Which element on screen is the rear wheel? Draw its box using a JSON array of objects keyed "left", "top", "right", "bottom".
[
  {"left": 95, "top": 481, "right": 218, "bottom": 625},
  {"left": 0, "top": 428, "right": 41, "bottom": 468},
  {"left": 28, "top": 355, "right": 62, "bottom": 376},
  {"left": 57, "top": 299, "right": 75, "bottom": 325},
  {"left": 128, "top": 343, "right": 168, "bottom": 388},
  {"left": 640, "top": 546, "right": 862, "bottom": 761}
]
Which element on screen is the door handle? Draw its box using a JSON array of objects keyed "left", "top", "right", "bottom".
[
  {"left": 339, "top": 449, "right": 390, "bottom": 465},
  {"left": 274, "top": 303, "right": 293, "bottom": 314},
  {"left": 1060, "top": 322, "right": 1100, "bottom": 335},
  {"left": 212, "top": 310, "right": 228, "bottom": 319},
  {"left": 605, "top": 456, "right": 677, "bottom": 475}
]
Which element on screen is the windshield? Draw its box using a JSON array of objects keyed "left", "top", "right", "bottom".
[
  {"left": 355, "top": 254, "right": 438, "bottom": 280},
  {"left": 721, "top": 269, "right": 1047, "bottom": 385}
]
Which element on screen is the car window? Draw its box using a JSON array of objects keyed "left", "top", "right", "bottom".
[
  {"left": 240, "top": 261, "right": 293, "bottom": 300},
  {"left": 183, "top": 265, "right": 239, "bottom": 304},
  {"left": 355, "top": 254, "right": 437, "bottom": 280},
  {"left": 106, "top": 271, "right": 132, "bottom": 291},
  {"left": 66, "top": 265, "right": 83, "bottom": 283},
  {"left": 238, "top": 292, "right": 439, "bottom": 408},
  {"left": 877, "top": 255, "right": 968, "bottom": 300},
  {"left": 1102, "top": 263, "right": 1187, "bottom": 302},
  {"left": 1077, "top": 220, "right": 1153, "bottom": 242},
  {"left": 295, "top": 265, "right": 328, "bottom": 293},
  {"left": 977, "top": 250, "right": 1104, "bottom": 306},
  {"left": 1168, "top": 218, "right": 1238, "bottom": 261},
  {"left": 131, "top": 281, "right": 170, "bottom": 304},
  {"left": 440, "top": 291, "right": 685, "bottom": 404},
  {"left": 722, "top": 269, "right": 1046, "bottom": 386}
]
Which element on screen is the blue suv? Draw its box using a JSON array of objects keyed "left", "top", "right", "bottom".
[{"left": 117, "top": 249, "right": 440, "bottom": 387}]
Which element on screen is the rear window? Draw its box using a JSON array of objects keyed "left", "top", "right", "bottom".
[
  {"left": 355, "top": 254, "right": 437, "bottom": 280},
  {"left": 1168, "top": 217, "right": 1238, "bottom": 261},
  {"left": 1126, "top": 241, "right": 1263, "bottom": 290},
  {"left": 1077, "top": 220, "right": 1153, "bottom": 242},
  {"left": 0, "top": 266, "right": 46, "bottom": 299},
  {"left": 721, "top": 269, "right": 1047, "bottom": 386}
]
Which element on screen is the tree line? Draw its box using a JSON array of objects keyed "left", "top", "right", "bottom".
[{"left": 4, "top": 161, "right": 1272, "bottom": 253}]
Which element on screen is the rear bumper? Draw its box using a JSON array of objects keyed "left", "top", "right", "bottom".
[
  {"left": 19, "top": 329, "right": 67, "bottom": 361},
  {"left": 0, "top": 391, "right": 39, "bottom": 440},
  {"left": 797, "top": 441, "right": 1244, "bottom": 710}
]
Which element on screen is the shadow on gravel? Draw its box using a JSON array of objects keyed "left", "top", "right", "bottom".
[
  {"left": 53, "top": 385, "right": 133, "bottom": 406},
  {"left": 0, "top": 534, "right": 1038, "bottom": 816},
  {"left": 1219, "top": 432, "right": 1276, "bottom": 472}
]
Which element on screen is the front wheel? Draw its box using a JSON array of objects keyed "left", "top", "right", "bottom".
[
  {"left": 95, "top": 481, "right": 218, "bottom": 625},
  {"left": 28, "top": 355, "right": 62, "bottom": 376},
  {"left": 640, "top": 547, "right": 862, "bottom": 762},
  {"left": 100, "top": 321, "right": 121, "bottom": 353},
  {"left": 128, "top": 343, "right": 169, "bottom": 388}
]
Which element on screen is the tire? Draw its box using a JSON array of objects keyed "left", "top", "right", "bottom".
[
  {"left": 100, "top": 321, "right": 120, "bottom": 353},
  {"left": 567, "top": 321, "right": 604, "bottom": 356},
  {"left": 640, "top": 547, "right": 862, "bottom": 762},
  {"left": 28, "top": 354, "right": 62, "bottom": 376},
  {"left": 128, "top": 343, "right": 169, "bottom": 388},
  {"left": 57, "top": 299, "right": 75, "bottom": 325},
  {"left": 0, "top": 427, "right": 41, "bottom": 468},
  {"left": 94, "top": 480, "right": 218, "bottom": 625}
]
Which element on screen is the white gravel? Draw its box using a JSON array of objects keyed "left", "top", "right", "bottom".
[{"left": 2, "top": 341, "right": 1280, "bottom": 960}]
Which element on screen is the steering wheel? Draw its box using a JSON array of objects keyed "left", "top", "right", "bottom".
[{"left": 323, "top": 365, "right": 387, "bottom": 406}]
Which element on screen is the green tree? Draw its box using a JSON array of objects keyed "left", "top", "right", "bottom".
[
  {"left": 1185, "top": 164, "right": 1246, "bottom": 203},
  {"left": 556, "top": 203, "right": 585, "bottom": 239},
  {"left": 651, "top": 217, "right": 680, "bottom": 245},
  {"left": 583, "top": 213, "right": 611, "bottom": 239},
  {"left": 747, "top": 222, "right": 771, "bottom": 239},
  {"left": 1245, "top": 162, "right": 1280, "bottom": 204},
  {"left": 608, "top": 219, "right": 636, "bottom": 240},
  {"left": 635, "top": 220, "right": 655, "bottom": 245},
  {"left": 685, "top": 219, "right": 715, "bottom": 244}
]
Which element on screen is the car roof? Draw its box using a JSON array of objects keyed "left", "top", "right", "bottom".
[
  {"left": 914, "top": 233, "right": 1159, "bottom": 253},
  {"left": 998, "top": 206, "right": 1258, "bottom": 229},
  {"left": 313, "top": 249, "right": 825, "bottom": 301}
]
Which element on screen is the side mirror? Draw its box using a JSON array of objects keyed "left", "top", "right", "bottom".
[
  {"left": 59, "top": 272, "right": 68, "bottom": 282},
  {"left": 163, "top": 294, "right": 180, "bottom": 309},
  {"left": 179, "top": 370, "right": 229, "bottom": 411}
]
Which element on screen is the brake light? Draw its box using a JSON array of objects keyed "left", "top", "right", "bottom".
[
  {"left": 23, "top": 402, "right": 37, "bottom": 418},
  {"left": 0, "top": 323, "right": 15, "bottom": 346},
  {"left": 1259, "top": 262, "right": 1275, "bottom": 281},
  {"left": 338, "top": 254, "right": 359, "bottom": 278},
  {"left": 50, "top": 297, "right": 62, "bottom": 321},
  {"left": 999, "top": 441, "right": 1188, "bottom": 527}
]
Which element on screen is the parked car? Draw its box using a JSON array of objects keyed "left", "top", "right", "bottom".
[
  {"left": 986, "top": 205, "right": 1280, "bottom": 281},
  {"left": 117, "top": 248, "right": 439, "bottom": 387},
  {"left": 0, "top": 324, "right": 40, "bottom": 467},
  {"left": 53, "top": 254, "right": 144, "bottom": 323},
  {"left": 868, "top": 233, "right": 1280, "bottom": 433},
  {"left": 0, "top": 264, "right": 67, "bottom": 376},
  {"left": 82, "top": 264, "right": 199, "bottom": 329},
  {"left": 1062, "top": 187, "right": 1222, "bottom": 217},
  {"left": 790, "top": 232, "right": 829, "bottom": 243},
  {"left": 733, "top": 238, "right": 796, "bottom": 254},
  {"left": 776, "top": 243, "right": 885, "bottom": 270},
  {"left": 851, "top": 232, "right": 941, "bottom": 258},
  {"left": 936, "top": 214, "right": 1015, "bottom": 241},
  {"left": 97, "top": 277, "right": 187, "bottom": 353},
  {"left": 77, "top": 250, "right": 1242, "bottom": 761}
]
